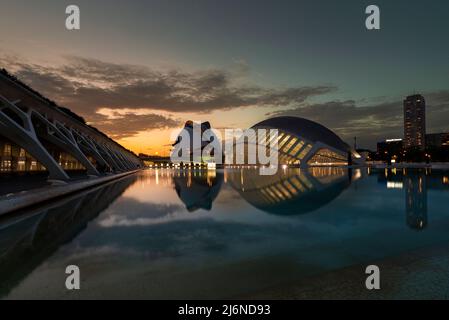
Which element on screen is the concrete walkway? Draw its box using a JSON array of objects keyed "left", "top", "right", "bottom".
[
  {"left": 245, "top": 244, "right": 449, "bottom": 300},
  {"left": 0, "top": 170, "right": 141, "bottom": 216}
]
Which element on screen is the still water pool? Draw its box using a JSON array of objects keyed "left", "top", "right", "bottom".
[{"left": 1, "top": 167, "right": 449, "bottom": 299}]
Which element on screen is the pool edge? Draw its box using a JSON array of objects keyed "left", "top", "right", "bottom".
[{"left": 0, "top": 169, "right": 142, "bottom": 216}]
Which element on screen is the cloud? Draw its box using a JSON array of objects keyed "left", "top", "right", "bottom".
[
  {"left": 5, "top": 54, "right": 447, "bottom": 148},
  {"left": 91, "top": 112, "right": 180, "bottom": 139},
  {"left": 0, "top": 54, "right": 337, "bottom": 139},
  {"left": 269, "top": 92, "right": 449, "bottom": 148},
  {"left": 1, "top": 55, "right": 336, "bottom": 115}
]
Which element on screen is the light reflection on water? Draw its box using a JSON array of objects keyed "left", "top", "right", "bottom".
[{"left": 0, "top": 167, "right": 449, "bottom": 299}]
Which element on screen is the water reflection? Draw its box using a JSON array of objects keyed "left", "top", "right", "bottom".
[
  {"left": 0, "top": 175, "right": 136, "bottom": 298},
  {"left": 376, "top": 169, "right": 449, "bottom": 230},
  {"left": 405, "top": 174, "right": 427, "bottom": 230},
  {"left": 173, "top": 169, "right": 223, "bottom": 211},
  {"left": 227, "top": 167, "right": 351, "bottom": 216},
  {"left": 1, "top": 168, "right": 449, "bottom": 299}
]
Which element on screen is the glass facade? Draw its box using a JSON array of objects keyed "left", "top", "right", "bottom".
[
  {"left": 307, "top": 148, "right": 347, "bottom": 166},
  {"left": 1, "top": 137, "right": 87, "bottom": 173},
  {"left": 1, "top": 141, "right": 46, "bottom": 172},
  {"left": 234, "top": 127, "right": 348, "bottom": 166}
]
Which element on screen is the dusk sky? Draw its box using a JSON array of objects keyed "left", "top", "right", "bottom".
[{"left": 1, "top": 0, "right": 448, "bottom": 154}]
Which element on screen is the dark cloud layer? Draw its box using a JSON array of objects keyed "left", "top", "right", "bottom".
[
  {"left": 2, "top": 55, "right": 335, "bottom": 114},
  {"left": 91, "top": 112, "right": 179, "bottom": 139},
  {"left": 1, "top": 55, "right": 336, "bottom": 139}
]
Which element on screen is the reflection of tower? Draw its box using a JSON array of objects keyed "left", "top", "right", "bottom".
[
  {"left": 173, "top": 170, "right": 223, "bottom": 212},
  {"left": 405, "top": 173, "right": 427, "bottom": 230}
]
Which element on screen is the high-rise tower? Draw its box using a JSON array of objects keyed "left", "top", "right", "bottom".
[{"left": 404, "top": 94, "right": 426, "bottom": 150}]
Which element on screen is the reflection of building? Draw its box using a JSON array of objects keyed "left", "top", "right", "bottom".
[
  {"left": 0, "top": 174, "right": 136, "bottom": 297},
  {"left": 227, "top": 167, "right": 350, "bottom": 216},
  {"left": 237, "top": 117, "right": 361, "bottom": 167},
  {"left": 376, "top": 168, "right": 449, "bottom": 229},
  {"left": 173, "top": 170, "right": 223, "bottom": 211},
  {"left": 375, "top": 168, "right": 433, "bottom": 230},
  {"left": 404, "top": 94, "right": 426, "bottom": 150},
  {"left": 405, "top": 174, "right": 427, "bottom": 230}
]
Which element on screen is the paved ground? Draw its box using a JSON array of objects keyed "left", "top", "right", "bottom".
[{"left": 245, "top": 244, "right": 449, "bottom": 300}]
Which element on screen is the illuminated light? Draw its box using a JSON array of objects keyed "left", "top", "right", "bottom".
[
  {"left": 387, "top": 181, "right": 403, "bottom": 189},
  {"left": 282, "top": 164, "right": 288, "bottom": 170},
  {"left": 391, "top": 159, "right": 396, "bottom": 164},
  {"left": 207, "top": 162, "right": 216, "bottom": 170},
  {"left": 353, "top": 169, "right": 362, "bottom": 180},
  {"left": 385, "top": 139, "right": 403, "bottom": 142},
  {"left": 443, "top": 177, "right": 449, "bottom": 184}
]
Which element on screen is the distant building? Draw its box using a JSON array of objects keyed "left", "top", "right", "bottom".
[
  {"left": 426, "top": 132, "right": 449, "bottom": 149},
  {"left": 138, "top": 153, "right": 171, "bottom": 167},
  {"left": 404, "top": 94, "right": 426, "bottom": 150},
  {"left": 356, "top": 148, "right": 374, "bottom": 162},
  {"left": 377, "top": 139, "right": 403, "bottom": 161}
]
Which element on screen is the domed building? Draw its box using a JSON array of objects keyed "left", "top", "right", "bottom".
[{"left": 237, "top": 116, "right": 361, "bottom": 167}]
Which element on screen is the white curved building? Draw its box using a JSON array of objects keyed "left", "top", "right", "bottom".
[{"left": 242, "top": 116, "right": 360, "bottom": 167}]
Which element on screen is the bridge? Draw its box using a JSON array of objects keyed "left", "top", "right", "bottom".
[{"left": 0, "top": 69, "right": 142, "bottom": 181}]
